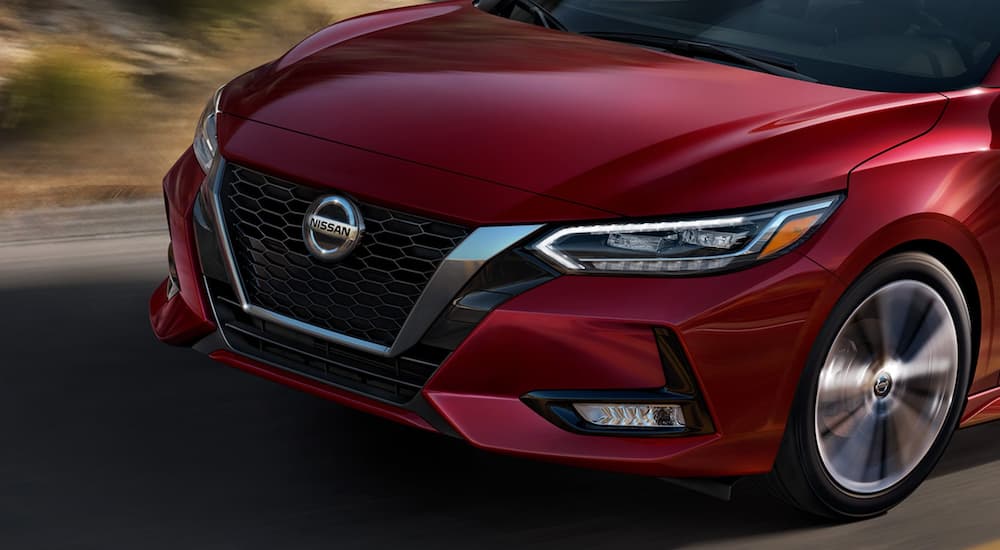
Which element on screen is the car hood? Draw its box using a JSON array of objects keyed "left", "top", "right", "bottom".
[{"left": 222, "top": 1, "right": 947, "bottom": 217}]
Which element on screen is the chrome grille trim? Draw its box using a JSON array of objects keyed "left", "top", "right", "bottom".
[{"left": 205, "top": 158, "right": 543, "bottom": 358}]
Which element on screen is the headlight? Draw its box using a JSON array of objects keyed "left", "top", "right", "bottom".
[
  {"left": 193, "top": 87, "right": 223, "bottom": 173},
  {"left": 530, "top": 196, "right": 841, "bottom": 275}
]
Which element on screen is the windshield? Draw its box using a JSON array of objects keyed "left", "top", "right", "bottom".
[{"left": 487, "top": 0, "right": 1000, "bottom": 92}]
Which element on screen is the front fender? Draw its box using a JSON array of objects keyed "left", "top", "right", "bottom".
[{"left": 799, "top": 93, "right": 999, "bottom": 393}]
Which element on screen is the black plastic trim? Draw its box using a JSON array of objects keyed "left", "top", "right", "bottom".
[
  {"left": 420, "top": 249, "right": 558, "bottom": 351},
  {"left": 521, "top": 328, "right": 716, "bottom": 437},
  {"left": 522, "top": 389, "right": 714, "bottom": 437}
]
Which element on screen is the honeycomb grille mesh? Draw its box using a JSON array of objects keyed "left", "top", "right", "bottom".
[{"left": 220, "top": 164, "right": 470, "bottom": 347}]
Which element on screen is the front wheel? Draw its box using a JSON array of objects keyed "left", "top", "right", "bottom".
[{"left": 768, "top": 252, "right": 972, "bottom": 519}]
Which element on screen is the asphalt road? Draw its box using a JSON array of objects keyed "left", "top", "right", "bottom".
[{"left": 4, "top": 231, "right": 1000, "bottom": 550}]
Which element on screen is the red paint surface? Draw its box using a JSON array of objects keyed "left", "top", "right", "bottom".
[
  {"left": 149, "top": 148, "right": 215, "bottom": 345},
  {"left": 423, "top": 252, "right": 840, "bottom": 476},
  {"left": 222, "top": 3, "right": 946, "bottom": 217},
  {"left": 149, "top": 2, "right": 1000, "bottom": 478}
]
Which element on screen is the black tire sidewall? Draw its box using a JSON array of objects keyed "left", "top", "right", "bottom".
[{"left": 791, "top": 252, "right": 972, "bottom": 518}]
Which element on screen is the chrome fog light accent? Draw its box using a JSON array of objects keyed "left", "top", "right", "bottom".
[
  {"left": 574, "top": 403, "right": 686, "bottom": 428},
  {"left": 167, "top": 243, "right": 180, "bottom": 300}
]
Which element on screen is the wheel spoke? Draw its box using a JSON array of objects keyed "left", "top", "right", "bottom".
[
  {"left": 854, "top": 315, "right": 887, "bottom": 362},
  {"left": 827, "top": 410, "right": 878, "bottom": 483},
  {"left": 899, "top": 305, "right": 947, "bottom": 364},
  {"left": 818, "top": 400, "right": 867, "bottom": 439},
  {"left": 875, "top": 285, "right": 915, "bottom": 360},
  {"left": 890, "top": 396, "right": 930, "bottom": 470},
  {"left": 867, "top": 402, "right": 890, "bottom": 481}
]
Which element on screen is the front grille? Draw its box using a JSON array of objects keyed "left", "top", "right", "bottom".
[
  {"left": 209, "top": 280, "right": 447, "bottom": 404},
  {"left": 219, "top": 164, "right": 470, "bottom": 347}
]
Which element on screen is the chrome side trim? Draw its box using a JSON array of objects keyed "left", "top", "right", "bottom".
[
  {"left": 245, "top": 305, "right": 394, "bottom": 355},
  {"left": 166, "top": 276, "right": 181, "bottom": 300},
  {"left": 205, "top": 159, "right": 543, "bottom": 358},
  {"left": 387, "top": 224, "right": 543, "bottom": 355}
]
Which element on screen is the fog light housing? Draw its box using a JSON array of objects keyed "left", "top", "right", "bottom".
[
  {"left": 574, "top": 403, "right": 686, "bottom": 428},
  {"left": 521, "top": 329, "right": 715, "bottom": 437},
  {"left": 167, "top": 243, "right": 180, "bottom": 300}
]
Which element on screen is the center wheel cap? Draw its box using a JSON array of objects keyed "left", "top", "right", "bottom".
[{"left": 873, "top": 372, "right": 893, "bottom": 398}]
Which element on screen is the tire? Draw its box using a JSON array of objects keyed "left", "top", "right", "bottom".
[{"left": 767, "top": 252, "right": 972, "bottom": 519}]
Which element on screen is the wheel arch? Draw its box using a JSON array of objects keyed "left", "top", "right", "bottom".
[
  {"left": 802, "top": 208, "right": 995, "bottom": 395},
  {"left": 766, "top": 248, "right": 978, "bottom": 518}
]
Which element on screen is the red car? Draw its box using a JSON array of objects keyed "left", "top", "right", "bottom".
[{"left": 150, "top": 0, "right": 1000, "bottom": 519}]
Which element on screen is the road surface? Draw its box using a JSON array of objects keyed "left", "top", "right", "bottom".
[{"left": 2, "top": 222, "right": 1000, "bottom": 549}]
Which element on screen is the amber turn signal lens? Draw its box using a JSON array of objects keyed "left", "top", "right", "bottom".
[{"left": 760, "top": 213, "right": 822, "bottom": 258}]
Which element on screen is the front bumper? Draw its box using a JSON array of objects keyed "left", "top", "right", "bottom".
[{"left": 152, "top": 147, "right": 845, "bottom": 479}]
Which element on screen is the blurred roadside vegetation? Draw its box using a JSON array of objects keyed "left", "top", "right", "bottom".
[
  {"left": 0, "top": 0, "right": 426, "bottom": 212},
  {"left": 2, "top": 46, "right": 134, "bottom": 137},
  {"left": 110, "top": 0, "right": 272, "bottom": 21}
]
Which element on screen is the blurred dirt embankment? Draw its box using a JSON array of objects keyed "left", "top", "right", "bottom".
[{"left": 0, "top": 0, "right": 424, "bottom": 213}]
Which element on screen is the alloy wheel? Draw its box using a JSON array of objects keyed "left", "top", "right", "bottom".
[{"left": 814, "top": 280, "right": 959, "bottom": 495}]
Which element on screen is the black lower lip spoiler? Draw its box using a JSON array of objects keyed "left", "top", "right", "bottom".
[{"left": 661, "top": 476, "right": 741, "bottom": 501}]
